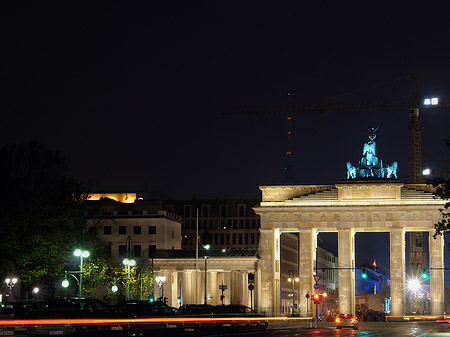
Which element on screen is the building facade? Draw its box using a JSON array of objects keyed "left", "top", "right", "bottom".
[
  {"left": 162, "top": 199, "right": 261, "bottom": 250},
  {"left": 254, "top": 181, "right": 444, "bottom": 317},
  {"left": 85, "top": 194, "right": 182, "bottom": 266}
]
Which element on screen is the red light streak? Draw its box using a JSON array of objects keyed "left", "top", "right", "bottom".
[{"left": 0, "top": 316, "right": 312, "bottom": 326}]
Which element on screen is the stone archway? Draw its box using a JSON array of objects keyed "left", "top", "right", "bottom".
[{"left": 254, "top": 181, "right": 445, "bottom": 317}]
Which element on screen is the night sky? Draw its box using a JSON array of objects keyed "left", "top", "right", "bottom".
[{"left": 3, "top": 3, "right": 450, "bottom": 274}]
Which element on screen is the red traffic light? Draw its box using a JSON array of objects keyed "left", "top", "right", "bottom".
[{"left": 312, "top": 293, "right": 320, "bottom": 303}]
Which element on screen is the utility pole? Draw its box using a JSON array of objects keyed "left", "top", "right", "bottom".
[{"left": 195, "top": 208, "right": 199, "bottom": 304}]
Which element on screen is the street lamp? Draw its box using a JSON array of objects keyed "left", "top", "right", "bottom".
[
  {"left": 111, "top": 278, "right": 119, "bottom": 293},
  {"left": 123, "top": 258, "right": 136, "bottom": 301},
  {"left": 74, "top": 249, "right": 89, "bottom": 298},
  {"left": 204, "top": 256, "right": 209, "bottom": 305},
  {"left": 5, "top": 278, "right": 18, "bottom": 300},
  {"left": 287, "top": 271, "right": 299, "bottom": 316},
  {"left": 155, "top": 276, "right": 167, "bottom": 302},
  {"left": 33, "top": 287, "right": 39, "bottom": 301}
]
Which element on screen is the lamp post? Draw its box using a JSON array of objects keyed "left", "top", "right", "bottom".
[
  {"left": 5, "top": 278, "right": 18, "bottom": 301},
  {"left": 74, "top": 249, "right": 89, "bottom": 298},
  {"left": 123, "top": 258, "right": 136, "bottom": 301},
  {"left": 204, "top": 256, "right": 209, "bottom": 305},
  {"left": 287, "top": 270, "right": 299, "bottom": 316},
  {"left": 155, "top": 276, "right": 167, "bottom": 302},
  {"left": 32, "top": 287, "right": 39, "bottom": 301},
  {"left": 408, "top": 277, "right": 421, "bottom": 313}
]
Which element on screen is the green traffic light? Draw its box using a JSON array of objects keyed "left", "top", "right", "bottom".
[
  {"left": 361, "top": 267, "right": 367, "bottom": 279},
  {"left": 421, "top": 268, "right": 428, "bottom": 279}
]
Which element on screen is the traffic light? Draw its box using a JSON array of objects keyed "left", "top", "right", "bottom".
[
  {"left": 312, "top": 293, "right": 320, "bottom": 304},
  {"left": 361, "top": 267, "right": 367, "bottom": 279},
  {"left": 177, "top": 296, "right": 181, "bottom": 304},
  {"left": 149, "top": 297, "right": 154, "bottom": 303},
  {"left": 421, "top": 268, "right": 429, "bottom": 279},
  {"left": 163, "top": 297, "right": 168, "bottom": 304},
  {"left": 248, "top": 272, "right": 255, "bottom": 284}
]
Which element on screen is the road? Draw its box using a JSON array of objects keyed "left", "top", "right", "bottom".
[{"left": 216, "top": 321, "right": 450, "bottom": 337}]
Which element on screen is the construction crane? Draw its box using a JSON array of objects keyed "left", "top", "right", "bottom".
[{"left": 224, "top": 74, "right": 450, "bottom": 184}]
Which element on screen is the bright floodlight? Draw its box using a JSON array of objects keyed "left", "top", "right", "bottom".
[
  {"left": 424, "top": 98, "right": 439, "bottom": 105},
  {"left": 408, "top": 278, "right": 421, "bottom": 292},
  {"left": 62, "top": 279, "right": 69, "bottom": 288},
  {"left": 33, "top": 287, "right": 39, "bottom": 294},
  {"left": 123, "top": 258, "right": 136, "bottom": 266},
  {"left": 155, "top": 276, "right": 166, "bottom": 285},
  {"left": 423, "top": 168, "right": 431, "bottom": 176},
  {"left": 288, "top": 277, "right": 292, "bottom": 282},
  {"left": 75, "top": 249, "right": 89, "bottom": 258},
  {"left": 111, "top": 285, "right": 118, "bottom": 293}
]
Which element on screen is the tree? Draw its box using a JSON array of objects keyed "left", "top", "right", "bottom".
[
  {"left": 0, "top": 142, "right": 87, "bottom": 299},
  {"left": 432, "top": 137, "right": 450, "bottom": 238}
]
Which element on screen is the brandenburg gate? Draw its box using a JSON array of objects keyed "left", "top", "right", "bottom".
[{"left": 254, "top": 129, "right": 445, "bottom": 316}]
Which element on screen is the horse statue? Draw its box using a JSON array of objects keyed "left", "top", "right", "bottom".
[
  {"left": 384, "top": 162, "right": 398, "bottom": 179},
  {"left": 347, "top": 162, "right": 357, "bottom": 179}
]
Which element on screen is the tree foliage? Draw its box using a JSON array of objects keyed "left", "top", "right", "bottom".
[
  {"left": 0, "top": 142, "right": 87, "bottom": 298},
  {"left": 109, "top": 265, "right": 154, "bottom": 301}
]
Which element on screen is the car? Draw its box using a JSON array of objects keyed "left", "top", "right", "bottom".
[
  {"left": 335, "top": 313, "right": 358, "bottom": 330},
  {"left": 112, "top": 300, "right": 179, "bottom": 317},
  {"left": 178, "top": 304, "right": 268, "bottom": 333}
]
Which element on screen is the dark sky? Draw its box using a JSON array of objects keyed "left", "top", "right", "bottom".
[
  {"left": 2, "top": 2, "right": 450, "bottom": 199},
  {"left": 2, "top": 2, "right": 450, "bottom": 200}
]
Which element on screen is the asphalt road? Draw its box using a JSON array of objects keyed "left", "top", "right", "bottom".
[{"left": 238, "top": 321, "right": 450, "bottom": 337}]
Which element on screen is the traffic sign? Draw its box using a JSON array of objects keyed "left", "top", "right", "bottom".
[
  {"left": 313, "top": 275, "right": 321, "bottom": 283},
  {"left": 219, "top": 284, "right": 228, "bottom": 290},
  {"left": 248, "top": 284, "right": 254, "bottom": 291},
  {"left": 314, "top": 283, "right": 320, "bottom": 290},
  {"left": 305, "top": 293, "right": 310, "bottom": 299}
]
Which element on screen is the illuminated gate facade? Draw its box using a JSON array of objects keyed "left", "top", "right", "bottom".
[{"left": 254, "top": 181, "right": 445, "bottom": 316}]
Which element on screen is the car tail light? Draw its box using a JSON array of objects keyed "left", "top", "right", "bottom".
[
  {"left": 335, "top": 318, "right": 340, "bottom": 323},
  {"left": 351, "top": 318, "right": 355, "bottom": 322}
]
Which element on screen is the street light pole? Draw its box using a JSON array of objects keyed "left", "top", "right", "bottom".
[
  {"left": 287, "top": 270, "right": 299, "bottom": 316},
  {"left": 123, "top": 258, "right": 136, "bottom": 301},
  {"left": 204, "top": 256, "right": 209, "bottom": 305},
  {"left": 74, "top": 249, "right": 89, "bottom": 298},
  {"left": 5, "top": 278, "right": 18, "bottom": 301},
  {"left": 155, "top": 276, "right": 167, "bottom": 302}
]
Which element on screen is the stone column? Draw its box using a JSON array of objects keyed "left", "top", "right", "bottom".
[
  {"left": 390, "top": 228, "right": 405, "bottom": 316},
  {"left": 231, "top": 271, "right": 247, "bottom": 306},
  {"left": 181, "top": 270, "right": 192, "bottom": 305},
  {"left": 224, "top": 271, "right": 231, "bottom": 305},
  {"left": 257, "top": 228, "right": 280, "bottom": 315},
  {"left": 210, "top": 271, "right": 218, "bottom": 305},
  {"left": 429, "top": 230, "right": 444, "bottom": 315},
  {"left": 298, "top": 229, "right": 315, "bottom": 317},
  {"left": 338, "top": 229, "right": 355, "bottom": 315},
  {"left": 170, "top": 271, "right": 178, "bottom": 307}
]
